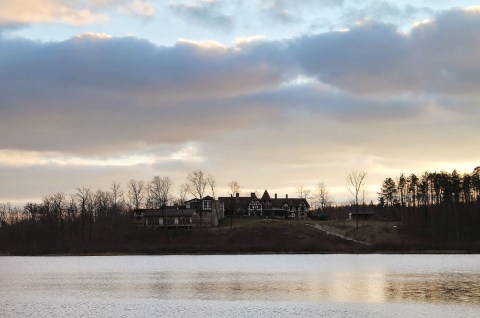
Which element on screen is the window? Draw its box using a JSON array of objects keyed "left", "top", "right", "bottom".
[{"left": 203, "top": 200, "right": 212, "bottom": 210}]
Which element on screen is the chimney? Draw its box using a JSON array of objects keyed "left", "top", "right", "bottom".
[
  {"left": 236, "top": 193, "right": 239, "bottom": 198},
  {"left": 275, "top": 193, "right": 277, "bottom": 199},
  {"left": 251, "top": 192, "right": 255, "bottom": 198},
  {"left": 286, "top": 194, "right": 288, "bottom": 199}
]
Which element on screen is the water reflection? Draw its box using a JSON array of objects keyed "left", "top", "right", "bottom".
[
  {"left": 149, "top": 270, "right": 480, "bottom": 305},
  {"left": 16, "top": 270, "right": 478, "bottom": 305},
  {"left": 1, "top": 255, "right": 480, "bottom": 307},
  {"left": 385, "top": 273, "right": 480, "bottom": 304}
]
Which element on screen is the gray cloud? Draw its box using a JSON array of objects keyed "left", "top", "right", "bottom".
[
  {"left": 240, "top": 82, "right": 424, "bottom": 122},
  {"left": 341, "top": 2, "right": 434, "bottom": 25},
  {"left": 1, "top": 6, "right": 479, "bottom": 187},
  {"left": 0, "top": 34, "right": 294, "bottom": 153},
  {"left": 292, "top": 8, "right": 480, "bottom": 96},
  {"left": 262, "top": 0, "right": 344, "bottom": 24},
  {"left": 169, "top": 0, "right": 234, "bottom": 30}
]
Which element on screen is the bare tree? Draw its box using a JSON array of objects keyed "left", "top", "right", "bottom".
[
  {"left": 228, "top": 181, "right": 242, "bottom": 196},
  {"left": 346, "top": 170, "right": 367, "bottom": 229},
  {"left": 0, "top": 203, "right": 7, "bottom": 226},
  {"left": 150, "top": 176, "right": 173, "bottom": 208},
  {"left": 66, "top": 193, "right": 78, "bottom": 237},
  {"left": 50, "top": 192, "right": 66, "bottom": 247},
  {"left": 316, "top": 182, "right": 333, "bottom": 210},
  {"left": 207, "top": 174, "right": 222, "bottom": 227},
  {"left": 186, "top": 170, "right": 209, "bottom": 230},
  {"left": 346, "top": 169, "right": 367, "bottom": 213},
  {"left": 160, "top": 176, "right": 174, "bottom": 206},
  {"left": 76, "top": 187, "right": 92, "bottom": 241},
  {"left": 127, "top": 179, "right": 145, "bottom": 210},
  {"left": 177, "top": 183, "right": 189, "bottom": 205},
  {"left": 8, "top": 205, "right": 20, "bottom": 225},
  {"left": 110, "top": 181, "right": 123, "bottom": 208},
  {"left": 227, "top": 181, "right": 242, "bottom": 229},
  {"left": 297, "top": 185, "right": 312, "bottom": 200},
  {"left": 1, "top": 202, "right": 18, "bottom": 225},
  {"left": 186, "top": 170, "right": 208, "bottom": 199}
]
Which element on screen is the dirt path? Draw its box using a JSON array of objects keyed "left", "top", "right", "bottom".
[{"left": 307, "top": 224, "right": 372, "bottom": 246}]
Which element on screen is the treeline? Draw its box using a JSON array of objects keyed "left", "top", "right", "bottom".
[
  {"left": 0, "top": 185, "right": 134, "bottom": 254},
  {"left": 378, "top": 166, "right": 480, "bottom": 241},
  {"left": 0, "top": 170, "right": 217, "bottom": 254}
]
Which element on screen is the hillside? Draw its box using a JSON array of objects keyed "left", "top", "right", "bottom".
[{"left": 2, "top": 218, "right": 479, "bottom": 255}]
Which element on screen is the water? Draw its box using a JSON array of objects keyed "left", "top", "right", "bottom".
[{"left": 0, "top": 255, "right": 479, "bottom": 317}]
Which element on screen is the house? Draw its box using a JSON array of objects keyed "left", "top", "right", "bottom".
[
  {"left": 134, "top": 196, "right": 225, "bottom": 228},
  {"left": 185, "top": 196, "right": 225, "bottom": 227},
  {"left": 218, "top": 190, "right": 310, "bottom": 220},
  {"left": 133, "top": 207, "right": 195, "bottom": 228}
]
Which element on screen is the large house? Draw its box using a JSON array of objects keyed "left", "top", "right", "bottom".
[
  {"left": 218, "top": 190, "right": 309, "bottom": 220},
  {"left": 133, "top": 196, "right": 225, "bottom": 228}
]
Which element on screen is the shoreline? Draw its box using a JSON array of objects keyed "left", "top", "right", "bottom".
[
  {"left": 1, "top": 249, "right": 478, "bottom": 257},
  {"left": 2, "top": 220, "right": 479, "bottom": 256}
]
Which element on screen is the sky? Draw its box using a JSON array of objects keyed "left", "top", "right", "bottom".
[{"left": 1, "top": 0, "right": 480, "bottom": 205}]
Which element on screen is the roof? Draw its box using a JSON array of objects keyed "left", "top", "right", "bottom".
[
  {"left": 270, "top": 198, "right": 310, "bottom": 209},
  {"left": 261, "top": 190, "right": 270, "bottom": 200},
  {"left": 218, "top": 192, "right": 310, "bottom": 209},
  {"left": 349, "top": 211, "right": 374, "bottom": 215},
  {"left": 185, "top": 196, "right": 214, "bottom": 203},
  {"left": 217, "top": 196, "right": 253, "bottom": 209},
  {"left": 136, "top": 208, "right": 195, "bottom": 217}
]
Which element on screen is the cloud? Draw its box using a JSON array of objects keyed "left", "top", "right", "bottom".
[
  {"left": 0, "top": 33, "right": 294, "bottom": 155},
  {"left": 292, "top": 8, "right": 480, "bottom": 96},
  {"left": 2, "top": 7, "right": 480, "bottom": 156},
  {"left": 0, "top": 0, "right": 156, "bottom": 28},
  {"left": 262, "top": 0, "right": 344, "bottom": 24},
  {"left": 341, "top": 2, "right": 433, "bottom": 25},
  {"left": 233, "top": 35, "right": 266, "bottom": 47},
  {"left": 0, "top": 0, "right": 107, "bottom": 26},
  {"left": 118, "top": 0, "right": 156, "bottom": 17},
  {"left": 169, "top": 0, "right": 234, "bottom": 30},
  {"left": 0, "top": 143, "right": 203, "bottom": 168}
]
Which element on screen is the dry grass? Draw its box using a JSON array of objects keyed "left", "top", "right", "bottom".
[{"left": 315, "top": 220, "right": 402, "bottom": 245}]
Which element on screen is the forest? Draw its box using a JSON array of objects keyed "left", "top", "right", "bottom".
[
  {"left": 377, "top": 166, "right": 480, "bottom": 241},
  {"left": 0, "top": 171, "right": 215, "bottom": 254}
]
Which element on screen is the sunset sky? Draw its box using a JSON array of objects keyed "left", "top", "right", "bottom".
[{"left": 1, "top": 0, "right": 480, "bottom": 205}]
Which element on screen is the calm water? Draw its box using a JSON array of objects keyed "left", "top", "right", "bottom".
[{"left": 0, "top": 254, "right": 479, "bottom": 317}]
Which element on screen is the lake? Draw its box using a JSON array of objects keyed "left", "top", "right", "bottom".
[{"left": 0, "top": 254, "right": 479, "bottom": 317}]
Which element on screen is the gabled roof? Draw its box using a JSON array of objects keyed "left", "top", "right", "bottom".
[
  {"left": 218, "top": 192, "right": 310, "bottom": 209},
  {"left": 261, "top": 190, "right": 270, "bottom": 201},
  {"left": 217, "top": 196, "right": 254, "bottom": 209},
  {"left": 270, "top": 198, "right": 310, "bottom": 209},
  {"left": 185, "top": 196, "right": 213, "bottom": 203}
]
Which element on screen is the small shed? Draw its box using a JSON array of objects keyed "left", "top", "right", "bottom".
[{"left": 348, "top": 210, "right": 374, "bottom": 221}]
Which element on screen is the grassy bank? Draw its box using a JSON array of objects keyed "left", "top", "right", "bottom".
[
  {"left": 1, "top": 217, "right": 479, "bottom": 255},
  {"left": 1, "top": 218, "right": 368, "bottom": 255},
  {"left": 312, "top": 219, "right": 480, "bottom": 253}
]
